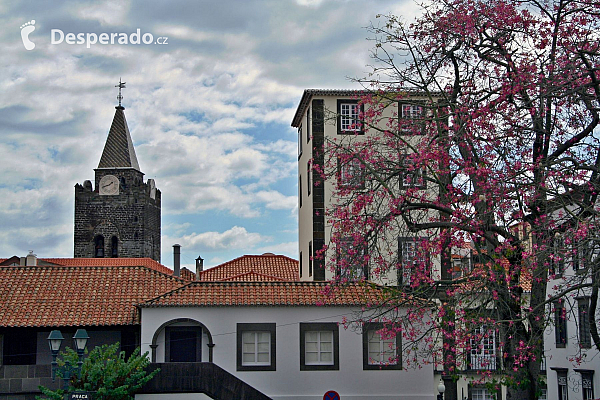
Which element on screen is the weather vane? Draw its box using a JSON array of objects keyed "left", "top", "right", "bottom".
[{"left": 115, "top": 78, "right": 126, "bottom": 107}]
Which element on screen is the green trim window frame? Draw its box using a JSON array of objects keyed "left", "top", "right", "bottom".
[
  {"left": 362, "top": 323, "right": 401, "bottom": 370},
  {"left": 337, "top": 100, "right": 364, "bottom": 134},
  {"left": 300, "top": 323, "right": 339, "bottom": 371},
  {"left": 236, "top": 323, "right": 276, "bottom": 371},
  {"left": 307, "top": 161, "right": 311, "bottom": 196},
  {"left": 551, "top": 235, "right": 565, "bottom": 276}
]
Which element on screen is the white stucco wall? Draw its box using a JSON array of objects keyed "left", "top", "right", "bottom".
[{"left": 141, "top": 306, "right": 434, "bottom": 400}]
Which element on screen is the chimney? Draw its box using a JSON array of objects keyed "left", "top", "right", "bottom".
[
  {"left": 173, "top": 244, "right": 181, "bottom": 277},
  {"left": 195, "top": 255, "right": 204, "bottom": 280},
  {"left": 26, "top": 250, "right": 37, "bottom": 266}
]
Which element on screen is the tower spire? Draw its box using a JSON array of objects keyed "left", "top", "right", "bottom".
[{"left": 115, "top": 78, "right": 126, "bottom": 109}]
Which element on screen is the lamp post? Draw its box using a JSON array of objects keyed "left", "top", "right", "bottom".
[
  {"left": 47, "top": 329, "right": 89, "bottom": 397},
  {"left": 437, "top": 379, "right": 446, "bottom": 400}
]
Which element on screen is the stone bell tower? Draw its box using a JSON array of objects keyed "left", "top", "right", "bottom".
[{"left": 74, "top": 80, "right": 161, "bottom": 261}]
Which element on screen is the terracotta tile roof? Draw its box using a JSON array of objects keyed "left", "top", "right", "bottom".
[
  {"left": 220, "top": 272, "right": 287, "bottom": 282},
  {"left": 180, "top": 267, "right": 196, "bottom": 281},
  {"left": 198, "top": 254, "right": 299, "bottom": 282},
  {"left": 0, "top": 265, "right": 185, "bottom": 328},
  {"left": 141, "top": 281, "right": 392, "bottom": 307},
  {"left": 40, "top": 258, "right": 175, "bottom": 276}
]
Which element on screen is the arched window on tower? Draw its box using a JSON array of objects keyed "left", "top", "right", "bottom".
[
  {"left": 95, "top": 235, "right": 104, "bottom": 257},
  {"left": 111, "top": 236, "right": 118, "bottom": 258}
]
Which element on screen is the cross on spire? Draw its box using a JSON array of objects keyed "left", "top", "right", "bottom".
[{"left": 115, "top": 78, "right": 126, "bottom": 108}]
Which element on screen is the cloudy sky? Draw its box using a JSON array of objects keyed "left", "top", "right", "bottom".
[{"left": 0, "top": 0, "right": 419, "bottom": 269}]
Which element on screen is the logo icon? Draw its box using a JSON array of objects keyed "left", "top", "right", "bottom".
[{"left": 20, "top": 20, "right": 36, "bottom": 50}]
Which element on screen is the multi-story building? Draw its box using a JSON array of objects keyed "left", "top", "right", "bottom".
[{"left": 292, "top": 89, "right": 438, "bottom": 285}]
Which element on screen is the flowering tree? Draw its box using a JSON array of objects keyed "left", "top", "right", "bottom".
[{"left": 324, "top": 1, "right": 600, "bottom": 399}]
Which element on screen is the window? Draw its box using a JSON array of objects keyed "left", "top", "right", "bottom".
[
  {"left": 578, "top": 298, "right": 591, "bottom": 348},
  {"left": 165, "top": 326, "right": 202, "bottom": 362},
  {"left": 299, "top": 251, "right": 303, "bottom": 278},
  {"left": 298, "top": 124, "right": 303, "bottom": 157},
  {"left": 573, "top": 238, "right": 596, "bottom": 272},
  {"left": 538, "top": 387, "right": 547, "bottom": 400},
  {"left": 555, "top": 301, "right": 567, "bottom": 347},
  {"left": 557, "top": 370, "right": 568, "bottom": 400},
  {"left": 362, "top": 323, "right": 401, "bottom": 370},
  {"left": 300, "top": 323, "right": 339, "bottom": 370},
  {"left": 307, "top": 161, "right": 311, "bottom": 196},
  {"left": 237, "top": 323, "right": 276, "bottom": 371},
  {"left": 337, "top": 100, "right": 363, "bottom": 134},
  {"left": 111, "top": 236, "right": 118, "bottom": 257},
  {"left": 299, "top": 176, "right": 302, "bottom": 208},
  {"left": 452, "top": 256, "right": 471, "bottom": 279},
  {"left": 469, "top": 325, "right": 497, "bottom": 370},
  {"left": 551, "top": 235, "right": 565, "bottom": 276},
  {"left": 94, "top": 235, "right": 104, "bottom": 257},
  {"left": 306, "top": 106, "right": 311, "bottom": 143},
  {"left": 399, "top": 102, "right": 425, "bottom": 134},
  {"left": 337, "top": 237, "right": 368, "bottom": 280},
  {"left": 308, "top": 241, "right": 313, "bottom": 277},
  {"left": 398, "top": 237, "right": 429, "bottom": 285},
  {"left": 400, "top": 155, "right": 426, "bottom": 189},
  {"left": 338, "top": 157, "right": 365, "bottom": 189},
  {"left": 471, "top": 387, "right": 495, "bottom": 400},
  {"left": 579, "top": 371, "right": 594, "bottom": 400}
]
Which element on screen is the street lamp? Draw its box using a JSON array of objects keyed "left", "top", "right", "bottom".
[
  {"left": 437, "top": 379, "right": 446, "bottom": 400},
  {"left": 47, "top": 329, "right": 89, "bottom": 395}
]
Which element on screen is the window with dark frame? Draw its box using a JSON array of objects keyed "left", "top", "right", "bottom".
[
  {"left": 336, "top": 237, "right": 368, "bottom": 280},
  {"left": 299, "top": 251, "right": 303, "bottom": 278},
  {"left": 306, "top": 106, "right": 311, "bottom": 143},
  {"left": 399, "top": 101, "right": 425, "bottom": 134},
  {"left": 551, "top": 235, "right": 565, "bottom": 276},
  {"left": 338, "top": 157, "right": 365, "bottom": 189},
  {"left": 469, "top": 325, "right": 497, "bottom": 370},
  {"left": 399, "top": 155, "right": 426, "bottom": 189},
  {"left": 337, "top": 100, "right": 364, "bottom": 134},
  {"left": 111, "top": 236, "right": 118, "bottom": 257},
  {"left": 95, "top": 235, "right": 104, "bottom": 257},
  {"left": 299, "top": 322, "right": 339, "bottom": 371},
  {"left": 308, "top": 241, "right": 313, "bottom": 277},
  {"left": 580, "top": 371, "right": 594, "bottom": 400},
  {"left": 557, "top": 370, "right": 568, "bottom": 400},
  {"left": 555, "top": 301, "right": 567, "bottom": 347},
  {"left": 362, "top": 322, "right": 401, "bottom": 370},
  {"left": 578, "top": 298, "right": 591, "bottom": 348},
  {"left": 299, "top": 176, "right": 302, "bottom": 208},
  {"left": 307, "top": 161, "right": 311, "bottom": 196},
  {"left": 298, "top": 124, "right": 303, "bottom": 157},
  {"left": 470, "top": 387, "right": 495, "bottom": 400},
  {"left": 398, "top": 237, "right": 429, "bottom": 285},
  {"left": 236, "top": 323, "right": 276, "bottom": 371}
]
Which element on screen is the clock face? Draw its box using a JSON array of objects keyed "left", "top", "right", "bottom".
[{"left": 99, "top": 175, "right": 119, "bottom": 195}]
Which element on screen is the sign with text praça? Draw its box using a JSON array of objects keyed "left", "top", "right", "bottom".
[
  {"left": 324, "top": 390, "right": 340, "bottom": 400},
  {"left": 69, "top": 392, "right": 91, "bottom": 400}
]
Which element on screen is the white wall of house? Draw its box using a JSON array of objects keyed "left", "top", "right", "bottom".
[{"left": 141, "top": 305, "right": 434, "bottom": 400}]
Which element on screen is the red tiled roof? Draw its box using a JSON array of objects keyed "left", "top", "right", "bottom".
[
  {"left": 141, "top": 281, "right": 389, "bottom": 307},
  {"left": 198, "top": 254, "right": 299, "bottom": 282},
  {"left": 0, "top": 265, "right": 186, "bottom": 328},
  {"left": 220, "top": 272, "right": 287, "bottom": 282},
  {"left": 40, "top": 257, "right": 174, "bottom": 275}
]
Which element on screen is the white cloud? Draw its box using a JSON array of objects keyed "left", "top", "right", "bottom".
[{"left": 171, "top": 226, "right": 269, "bottom": 250}]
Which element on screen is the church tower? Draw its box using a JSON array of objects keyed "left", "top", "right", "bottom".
[{"left": 74, "top": 80, "right": 161, "bottom": 261}]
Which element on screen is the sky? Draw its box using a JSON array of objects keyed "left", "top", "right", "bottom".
[{"left": 0, "top": 0, "right": 420, "bottom": 270}]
